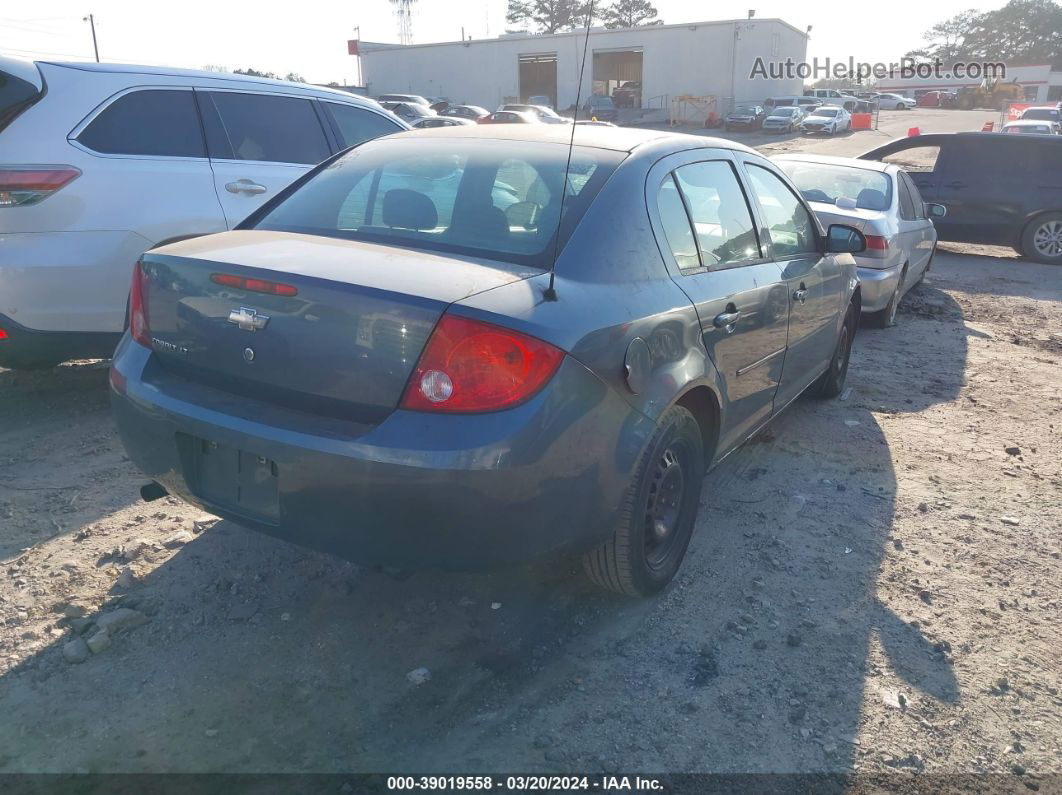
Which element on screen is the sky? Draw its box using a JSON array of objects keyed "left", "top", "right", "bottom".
[{"left": 0, "top": 0, "right": 1012, "bottom": 85}]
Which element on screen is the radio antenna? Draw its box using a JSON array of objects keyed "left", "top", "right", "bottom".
[{"left": 544, "top": 0, "right": 595, "bottom": 302}]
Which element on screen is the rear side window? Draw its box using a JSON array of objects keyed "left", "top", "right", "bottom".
[
  {"left": 896, "top": 174, "right": 917, "bottom": 220},
  {"left": 323, "top": 102, "right": 401, "bottom": 148},
  {"left": 745, "top": 164, "right": 818, "bottom": 258},
  {"left": 202, "top": 91, "right": 330, "bottom": 164},
  {"left": 880, "top": 144, "right": 941, "bottom": 173},
  {"left": 657, "top": 175, "right": 700, "bottom": 270},
  {"left": 898, "top": 172, "right": 926, "bottom": 219},
  {"left": 0, "top": 66, "right": 43, "bottom": 133},
  {"left": 672, "top": 161, "right": 761, "bottom": 267},
  {"left": 77, "top": 89, "right": 205, "bottom": 157}
]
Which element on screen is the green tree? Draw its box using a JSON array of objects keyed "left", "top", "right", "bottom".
[
  {"left": 908, "top": 0, "right": 1062, "bottom": 66},
  {"left": 506, "top": 0, "right": 580, "bottom": 33},
  {"left": 599, "top": 0, "right": 662, "bottom": 29}
]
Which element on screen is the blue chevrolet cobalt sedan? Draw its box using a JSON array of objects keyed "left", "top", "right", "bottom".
[{"left": 111, "top": 126, "right": 866, "bottom": 596}]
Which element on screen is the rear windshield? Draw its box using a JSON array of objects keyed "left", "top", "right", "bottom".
[
  {"left": 778, "top": 162, "right": 893, "bottom": 211},
  {"left": 1022, "top": 108, "right": 1059, "bottom": 122},
  {"left": 0, "top": 65, "right": 43, "bottom": 134},
  {"left": 248, "top": 138, "right": 623, "bottom": 268},
  {"left": 771, "top": 107, "right": 799, "bottom": 116},
  {"left": 815, "top": 109, "right": 839, "bottom": 117}
]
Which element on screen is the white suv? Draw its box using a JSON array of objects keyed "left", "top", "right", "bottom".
[{"left": 0, "top": 57, "right": 407, "bottom": 369}]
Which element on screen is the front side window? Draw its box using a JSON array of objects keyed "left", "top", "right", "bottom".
[
  {"left": 671, "top": 161, "right": 761, "bottom": 268},
  {"left": 324, "top": 102, "right": 402, "bottom": 148},
  {"left": 77, "top": 89, "right": 204, "bottom": 157},
  {"left": 251, "top": 138, "right": 621, "bottom": 268},
  {"left": 203, "top": 91, "right": 330, "bottom": 164},
  {"left": 745, "top": 164, "right": 818, "bottom": 258}
]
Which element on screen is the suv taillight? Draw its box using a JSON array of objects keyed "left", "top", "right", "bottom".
[
  {"left": 128, "top": 261, "right": 151, "bottom": 348},
  {"left": 400, "top": 314, "right": 564, "bottom": 413},
  {"left": 0, "top": 167, "right": 81, "bottom": 207}
]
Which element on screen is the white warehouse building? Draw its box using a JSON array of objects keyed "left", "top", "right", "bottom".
[{"left": 359, "top": 18, "right": 808, "bottom": 117}]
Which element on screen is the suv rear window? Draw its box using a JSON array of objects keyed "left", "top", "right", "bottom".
[
  {"left": 0, "top": 65, "right": 43, "bottom": 134},
  {"left": 77, "top": 89, "right": 205, "bottom": 157},
  {"left": 248, "top": 137, "right": 622, "bottom": 268}
]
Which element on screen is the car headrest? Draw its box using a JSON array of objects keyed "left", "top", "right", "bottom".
[
  {"left": 856, "top": 189, "right": 887, "bottom": 211},
  {"left": 382, "top": 189, "right": 438, "bottom": 231}
]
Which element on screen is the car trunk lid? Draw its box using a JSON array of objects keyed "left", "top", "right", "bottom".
[{"left": 140, "top": 230, "right": 538, "bottom": 424}]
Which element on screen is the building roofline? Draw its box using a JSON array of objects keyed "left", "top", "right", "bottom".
[{"left": 360, "top": 18, "right": 807, "bottom": 53}]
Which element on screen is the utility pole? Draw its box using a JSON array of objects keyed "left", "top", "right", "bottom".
[
  {"left": 353, "top": 25, "right": 362, "bottom": 87},
  {"left": 83, "top": 14, "right": 99, "bottom": 62}
]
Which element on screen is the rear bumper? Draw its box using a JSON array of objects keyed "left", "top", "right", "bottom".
[
  {"left": 0, "top": 312, "right": 120, "bottom": 367},
  {"left": 110, "top": 336, "right": 650, "bottom": 569},
  {"left": 856, "top": 263, "right": 903, "bottom": 312}
]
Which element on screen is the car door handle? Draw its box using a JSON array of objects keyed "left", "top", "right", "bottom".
[
  {"left": 713, "top": 310, "right": 741, "bottom": 331},
  {"left": 792, "top": 287, "right": 808, "bottom": 304},
  {"left": 225, "top": 179, "right": 268, "bottom": 195}
]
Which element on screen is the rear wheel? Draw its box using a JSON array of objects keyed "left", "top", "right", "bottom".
[
  {"left": 583, "top": 405, "right": 705, "bottom": 597},
  {"left": 867, "top": 268, "right": 906, "bottom": 328},
  {"left": 813, "top": 303, "right": 856, "bottom": 398},
  {"left": 1022, "top": 213, "right": 1062, "bottom": 265}
]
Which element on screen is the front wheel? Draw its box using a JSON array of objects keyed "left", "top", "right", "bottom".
[
  {"left": 813, "top": 303, "right": 856, "bottom": 398},
  {"left": 583, "top": 405, "right": 705, "bottom": 597}
]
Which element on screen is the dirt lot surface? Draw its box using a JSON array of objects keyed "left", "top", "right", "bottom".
[{"left": 1, "top": 114, "right": 1060, "bottom": 789}]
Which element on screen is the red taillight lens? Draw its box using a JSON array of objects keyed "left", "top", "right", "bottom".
[
  {"left": 0, "top": 167, "right": 81, "bottom": 207},
  {"left": 211, "top": 273, "right": 298, "bottom": 296},
  {"left": 128, "top": 261, "right": 151, "bottom": 348},
  {"left": 401, "top": 315, "right": 564, "bottom": 413},
  {"left": 0, "top": 328, "right": 8, "bottom": 340},
  {"left": 863, "top": 234, "right": 889, "bottom": 257}
]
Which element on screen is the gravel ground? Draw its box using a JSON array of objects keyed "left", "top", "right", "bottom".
[{"left": 0, "top": 115, "right": 1059, "bottom": 789}]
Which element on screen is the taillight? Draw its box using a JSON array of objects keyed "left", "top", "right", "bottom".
[
  {"left": 128, "top": 261, "right": 151, "bottom": 348},
  {"left": 0, "top": 167, "right": 81, "bottom": 207},
  {"left": 211, "top": 273, "right": 298, "bottom": 297},
  {"left": 863, "top": 234, "right": 889, "bottom": 257},
  {"left": 400, "top": 314, "right": 564, "bottom": 413},
  {"left": 0, "top": 328, "right": 8, "bottom": 340}
]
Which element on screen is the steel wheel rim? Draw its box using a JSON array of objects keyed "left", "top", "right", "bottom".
[
  {"left": 1033, "top": 221, "right": 1062, "bottom": 257},
  {"left": 644, "top": 445, "right": 687, "bottom": 569},
  {"left": 836, "top": 323, "right": 851, "bottom": 378}
]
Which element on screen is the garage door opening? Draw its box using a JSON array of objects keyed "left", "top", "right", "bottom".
[
  {"left": 519, "top": 53, "right": 557, "bottom": 108},
  {"left": 592, "top": 48, "right": 643, "bottom": 108}
]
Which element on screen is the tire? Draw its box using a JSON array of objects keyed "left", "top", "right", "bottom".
[
  {"left": 583, "top": 405, "right": 705, "bottom": 597},
  {"left": 1021, "top": 213, "right": 1062, "bottom": 265},
  {"left": 867, "top": 268, "right": 906, "bottom": 329},
  {"left": 812, "top": 302, "right": 856, "bottom": 398}
]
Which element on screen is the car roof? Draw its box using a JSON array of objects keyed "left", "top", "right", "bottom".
[
  {"left": 1005, "top": 119, "right": 1053, "bottom": 127},
  {"left": 775, "top": 153, "right": 892, "bottom": 173},
  {"left": 39, "top": 60, "right": 377, "bottom": 103},
  {"left": 392, "top": 124, "right": 758, "bottom": 155},
  {"left": 813, "top": 105, "right": 844, "bottom": 111}
]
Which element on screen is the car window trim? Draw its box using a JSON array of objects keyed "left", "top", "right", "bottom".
[
  {"left": 197, "top": 87, "right": 333, "bottom": 167},
  {"left": 67, "top": 85, "right": 209, "bottom": 162},
  {"left": 740, "top": 159, "right": 824, "bottom": 262},
  {"left": 669, "top": 158, "right": 770, "bottom": 274}
]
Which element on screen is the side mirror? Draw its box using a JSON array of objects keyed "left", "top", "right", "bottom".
[
  {"left": 825, "top": 224, "right": 867, "bottom": 254},
  {"left": 925, "top": 202, "right": 947, "bottom": 218}
]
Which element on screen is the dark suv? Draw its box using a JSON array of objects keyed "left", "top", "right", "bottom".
[{"left": 860, "top": 132, "right": 1062, "bottom": 263}]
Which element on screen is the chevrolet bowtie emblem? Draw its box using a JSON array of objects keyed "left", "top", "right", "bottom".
[{"left": 227, "top": 307, "right": 270, "bottom": 332}]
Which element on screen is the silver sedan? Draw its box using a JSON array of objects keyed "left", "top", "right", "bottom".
[{"left": 775, "top": 154, "right": 945, "bottom": 327}]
